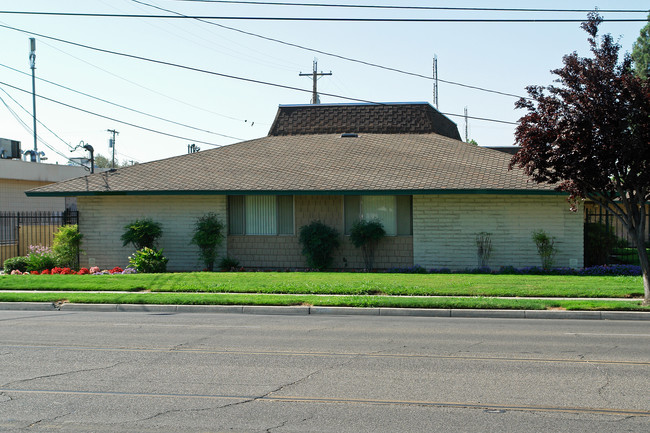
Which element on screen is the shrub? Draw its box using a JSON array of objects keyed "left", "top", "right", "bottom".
[
  {"left": 584, "top": 222, "right": 621, "bottom": 266},
  {"left": 298, "top": 220, "right": 340, "bottom": 270},
  {"left": 3, "top": 256, "right": 29, "bottom": 273},
  {"left": 25, "top": 245, "right": 58, "bottom": 272},
  {"left": 219, "top": 255, "right": 240, "bottom": 271},
  {"left": 121, "top": 218, "right": 163, "bottom": 250},
  {"left": 532, "top": 230, "right": 558, "bottom": 270},
  {"left": 349, "top": 219, "right": 386, "bottom": 271},
  {"left": 128, "top": 247, "right": 168, "bottom": 273},
  {"left": 190, "top": 213, "right": 225, "bottom": 272},
  {"left": 52, "top": 224, "right": 83, "bottom": 268},
  {"left": 475, "top": 232, "right": 493, "bottom": 268}
]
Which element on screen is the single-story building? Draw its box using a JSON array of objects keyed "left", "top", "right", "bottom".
[{"left": 26, "top": 102, "right": 584, "bottom": 271}]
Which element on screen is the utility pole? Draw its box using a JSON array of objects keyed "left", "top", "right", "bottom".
[
  {"left": 299, "top": 59, "right": 332, "bottom": 104},
  {"left": 464, "top": 106, "right": 469, "bottom": 142},
  {"left": 432, "top": 55, "right": 439, "bottom": 109},
  {"left": 107, "top": 129, "right": 119, "bottom": 169},
  {"left": 29, "top": 38, "right": 38, "bottom": 160}
]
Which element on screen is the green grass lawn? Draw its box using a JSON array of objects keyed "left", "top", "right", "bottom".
[
  {"left": 0, "top": 272, "right": 644, "bottom": 298},
  {"left": 0, "top": 291, "right": 646, "bottom": 311}
]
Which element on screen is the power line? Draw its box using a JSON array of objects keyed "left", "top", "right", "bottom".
[
  {"left": 0, "top": 22, "right": 383, "bottom": 105},
  {"left": 39, "top": 39, "right": 252, "bottom": 124},
  {"left": 0, "top": 63, "right": 244, "bottom": 141},
  {"left": 0, "top": 81, "right": 228, "bottom": 147},
  {"left": 133, "top": 0, "right": 527, "bottom": 99},
  {"left": 0, "top": 25, "right": 522, "bottom": 128},
  {"left": 0, "top": 90, "right": 77, "bottom": 163},
  {"left": 0, "top": 11, "right": 646, "bottom": 22},
  {"left": 169, "top": 1, "right": 649, "bottom": 13}
]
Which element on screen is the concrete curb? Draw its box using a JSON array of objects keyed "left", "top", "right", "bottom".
[{"left": 0, "top": 302, "right": 649, "bottom": 320}]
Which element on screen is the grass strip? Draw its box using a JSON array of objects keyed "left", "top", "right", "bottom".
[
  {"left": 0, "top": 272, "right": 644, "bottom": 298},
  {"left": 0, "top": 292, "right": 647, "bottom": 311}
]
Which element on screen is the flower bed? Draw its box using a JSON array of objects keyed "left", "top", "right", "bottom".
[{"left": 9, "top": 266, "right": 137, "bottom": 276}]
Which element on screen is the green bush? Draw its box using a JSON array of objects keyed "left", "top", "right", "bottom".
[
  {"left": 121, "top": 218, "right": 163, "bottom": 250},
  {"left": 52, "top": 224, "right": 83, "bottom": 268},
  {"left": 349, "top": 219, "right": 386, "bottom": 271},
  {"left": 128, "top": 247, "right": 168, "bottom": 273},
  {"left": 3, "top": 256, "right": 28, "bottom": 273},
  {"left": 219, "top": 255, "right": 240, "bottom": 271},
  {"left": 584, "top": 222, "right": 621, "bottom": 266},
  {"left": 24, "top": 245, "right": 58, "bottom": 272},
  {"left": 190, "top": 213, "right": 225, "bottom": 272},
  {"left": 532, "top": 229, "right": 558, "bottom": 270},
  {"left": 299, "top": 220, "right": 340, "bottom": 270}
]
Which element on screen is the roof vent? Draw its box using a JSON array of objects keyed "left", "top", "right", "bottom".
[{"left": 340, "top": 133, "right": 358, "bottom": 138}]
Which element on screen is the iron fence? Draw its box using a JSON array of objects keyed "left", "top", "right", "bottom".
[
  {"left": 584, "top": 204, "right": 650, "bottom": 247},
  {"left": 0, "top": 210, "right": 78, "bottom": 265}
]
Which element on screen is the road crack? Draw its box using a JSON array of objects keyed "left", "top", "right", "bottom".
[
  {"left": 2, "top": 361, "right": 127, "bottom": 388},
  {"left": 25, "top": 411, "right": 73, "bottom": 428}
]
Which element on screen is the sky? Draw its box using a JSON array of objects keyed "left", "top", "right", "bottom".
[{"left": 0, "top": 0, "right": 648, "bottom": 167}]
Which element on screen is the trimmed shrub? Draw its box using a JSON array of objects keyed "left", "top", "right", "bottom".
[
  {"left": 121, "top": 218, "right": 163, "bottom": 250},
  {"left": 128, "top": 247, "right": 168, "bottom": 273},
  {"left": 52, "top": 224, "right": 83, "bottom": 268},
  {"left": 190, "top": 213, "right": 225, "bottom": 272},
  {"left": 532, "top": 229, "right": 558, "bottom": 270},
  {"left": 349, "top": 219, "right": 386, "bottom": 271},
  {"left": 3, "top": 256, "right": 29, "bottom": 273},
  {"left": 299, "top": 220, "right": 340, "bottom": 270},
  {"left": 219, "top": 255, "right": 240, "bottom": 271}
]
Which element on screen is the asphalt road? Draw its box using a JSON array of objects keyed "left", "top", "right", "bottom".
[{"left": 0, "top": 311, "right": 649, "bottom": 432}]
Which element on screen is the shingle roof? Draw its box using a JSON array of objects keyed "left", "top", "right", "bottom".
[
  {"left": 268, "top": 102, "right": 462, "bottom": 140},
  {"left": 27, "top": 132, "right": 555, "bottom": 196}
]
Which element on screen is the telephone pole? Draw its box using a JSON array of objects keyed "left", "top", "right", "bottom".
[
  {"left": 432, "top": 55, "right": 439, "bottom": 109},
  {"left": 107, "top": 129, "right": 119, "bottom": 169},
  {"left": 299, "top": 59, "right": 332, "bottom": 104},
  {"left": 29, "top": 38, "right": 38, "bottom": 159},
  {"left": 464, "top": 106, "right": 469, "bottom": 142}
]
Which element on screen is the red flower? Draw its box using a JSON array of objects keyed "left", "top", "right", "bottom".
[
  {"left": 30, "top": 271, "right": 39, "bottom": 275},
  {"left": 41, "top": 269, "right": 50, "bottom": 275},
  {"left": 78, "top": 268, "right": 90, "bottom": 275},
  {"left": 109, "top": 266, "right": 123, "bottom": 274}
]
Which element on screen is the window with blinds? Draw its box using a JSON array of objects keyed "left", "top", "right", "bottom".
[{"left": 228, "top": 195, "right": 294, "bottom": 235}]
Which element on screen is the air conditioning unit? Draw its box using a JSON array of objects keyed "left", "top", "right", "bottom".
[{"left": 0, "top": 138, "right": 21, "bottom": 159}]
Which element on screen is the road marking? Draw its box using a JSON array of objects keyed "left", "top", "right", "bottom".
[
  {"left": 1, "top": 388, "right": 648, "bottom": 417},
  {"left": 566, "top": 333, "right": 650, "bottom": 337},
  {"left": 2, "top": 344, "right": 649, "bottom": 366}
]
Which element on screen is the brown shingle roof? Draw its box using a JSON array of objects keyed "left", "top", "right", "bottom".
[
  {"left": 27, "top": 132, "right": 555, "bottom": 196},
  {"left": 268, "top": 102, "right": 462, "bottom": 140}
]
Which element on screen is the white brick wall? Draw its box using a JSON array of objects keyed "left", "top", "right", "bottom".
[
  {"left": 78, "top": 195, "right": 227, "bottom": 271},
  {"left": 413, "top": 194, "right": 583, "bottom": 270}
]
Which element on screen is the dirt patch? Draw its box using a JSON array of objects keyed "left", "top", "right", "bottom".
[
  {"left": 53, "top": 300, "right": 69, "bottom": 309},
  {"left": 546, "top": 306, "right": 567, "bottom": 311}
]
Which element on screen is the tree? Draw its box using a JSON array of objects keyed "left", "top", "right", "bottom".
[
  {"left": 632, "top": 13, "right": 650, "bottom": 79},
  {"left": 94, "top": 153, "right": 135, "bottom": 169},
  {"left": 510, "top": 13, "right": 650, "bottom": 305}
]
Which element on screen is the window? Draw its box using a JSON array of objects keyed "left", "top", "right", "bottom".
[
  {"left": 344, "top": 195, "right": 412, "bottom": 236},
  {"left": 228, "top": 195, "right": 294, "bottom": 235}
]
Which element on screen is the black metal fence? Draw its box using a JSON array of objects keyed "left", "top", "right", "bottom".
[
  {"left": 0, "top": 210, "right": 78, "bottom": 265},
  {"left": 584, "top": 204, "right": 650, "bottom": 247}
]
